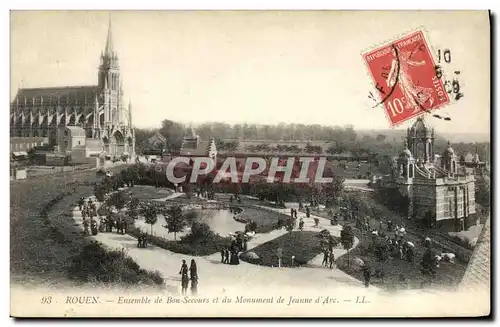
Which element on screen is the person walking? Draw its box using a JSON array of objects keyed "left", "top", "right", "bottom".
[
  {"left": 322, "top": 250, "right": 329, "bottom": 267},
  {"left": 224, "top": 248, "right": 230, "bottom": 264},
  {"left": 220, "top": 247, "right": 225, "bottom": 263},
  {"left": 362, "top": 263, "right": 372, "bottom": 288},
  {"left": 179, "top": 260, "right": 189, "bottom": 296},
  {"left": 329, "top": 251, "right": 335, "bottom": 269},
  {"left": 189, "top": 259, "right": 199, "bottom": 296}
]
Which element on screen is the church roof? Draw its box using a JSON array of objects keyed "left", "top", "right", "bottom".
[
  {"left": 409, "top": 116, "right": 433, "bottom": 135},
  {"left": 180, "top": 140, "right": 210, "bottom": 156},
  {"left": 460, "top": 218, "right": 490, "bottom": 291},
  {"left": 12, "top": 86, "right": 99, "bottom": 105},
  {"left": 146, "top": 132, "right": 167, "bottom": 147}
]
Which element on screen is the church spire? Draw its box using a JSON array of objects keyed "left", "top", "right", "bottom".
[
  {"left": 104, "top": 17, "right": 114, "bottom": 57},
  {"left": 128, "top": 99, "right": 132, "bottom": 126}
]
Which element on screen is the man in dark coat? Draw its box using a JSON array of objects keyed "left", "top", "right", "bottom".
[
  {"left": 362, "top": 264, "right": 372, "bottom": 288},
  {"left": 322, "top": 250, "right": 329, "bottom": 267}
]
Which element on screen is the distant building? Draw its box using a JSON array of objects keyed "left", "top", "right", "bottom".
[
  {"left": 10, "top": 136, "right": 48, "bottom": 153},
  {"left": 10, "top": 19, "right": 135, "bottom": 159},
  {"left": 142, "top": 132, "right": 168, "bottom": 156},
  {"left": 179, "top": 127, "right": 217, "bottom": 160},
  {"left": 384, "top": 117, "right": 476, "bottom": 232}
]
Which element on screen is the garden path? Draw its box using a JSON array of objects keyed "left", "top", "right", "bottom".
[{"left": 71, "top": 195, "right": 375, "bottom": 296}]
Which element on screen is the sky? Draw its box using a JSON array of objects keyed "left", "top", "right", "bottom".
[{"left": 10, "top": 10, "right": 490, "bottom": 134}]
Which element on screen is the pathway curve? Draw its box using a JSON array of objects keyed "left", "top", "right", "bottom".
[
  {"left": 247, "top": 202, "right": 360, "bottom": 267},
  {"left": 71, "top": 194, "right": 377, "bottom": 296}
]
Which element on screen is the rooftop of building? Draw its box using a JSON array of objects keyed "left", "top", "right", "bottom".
[
  {"left": 12, "top": 85, "right": 100, "bottom": 105},
  {"left": 64, "top": 126, "right": 87, "bottom": 137}
]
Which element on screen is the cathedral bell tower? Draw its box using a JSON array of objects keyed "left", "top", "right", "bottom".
[{"left": 98, "top": 18, "right": 122, "bottom": 126}]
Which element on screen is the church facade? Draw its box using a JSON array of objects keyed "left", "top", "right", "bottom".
[
  {"left": 10, "top": 19, "right": 135, "bottom": 158},
  {"left": 384, "top": 117, "right": 476, "bottom": 232}
]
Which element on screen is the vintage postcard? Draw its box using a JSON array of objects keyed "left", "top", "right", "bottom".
[{"left": 10, "top": 10, "right": 491, "bottom": 317}]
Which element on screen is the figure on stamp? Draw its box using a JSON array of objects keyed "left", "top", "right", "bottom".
[{"left": 387, "top": 48, "right": 434, "bottom": 113}]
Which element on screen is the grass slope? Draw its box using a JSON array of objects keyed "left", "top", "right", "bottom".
[{"left": 241, "top": 231, "right": 322, "bottom": 267}]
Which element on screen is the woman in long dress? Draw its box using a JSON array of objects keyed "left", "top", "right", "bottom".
[
  {"left": 179, "top": 260, "right": 189, "bottom": 295},
  {"left": 387, "top": 48, "right": 433, "bottom": 113},
  {"left": 189, "top": 259, "right": 198, "bottom": 296}
]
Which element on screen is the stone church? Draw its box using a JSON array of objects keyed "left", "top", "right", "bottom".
[
  {"left": 384, "top": 117, "right": 476, "bottom": 232},
  {"left": 10, "top": 19, "right": 135, "bottom": 158}
]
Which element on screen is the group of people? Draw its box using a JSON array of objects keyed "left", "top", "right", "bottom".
[
  {"left": 321, "top": 249, "right": 336, "bottom": 269},
  {"left": 101, "top": 217, "right": 128, "bottom": 234},
  {"left": 386, "top": 236, "right": 415, "bottom": 263},
  {"left": 220, "top": 243, "right": 241, "bottom": 265},
  {"left": 80, "top": 198, "right": 98, "bottom": 236},
  {"left": 137, "top": 233, "right": 149, "bottom": 248},
  {"left": 79, "top": 197, "right": 129, "bottom": 237},
  {"left": 179, "top": 259, "right": 199, "bottom": 295}
]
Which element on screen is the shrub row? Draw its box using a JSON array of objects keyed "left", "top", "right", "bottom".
[
  {"left": 128, "top": 226, "right": 231, "bottom": 256},
  {"left": 67, "top": 241, "right": 164, "bottom": 286},
  {"left": 40, "top": 189, "right": 78, "bottom": 245}
]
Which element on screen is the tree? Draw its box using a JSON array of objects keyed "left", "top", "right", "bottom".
[
  {"left": 127, "top": 198, "right": 140, "bottom": 221},
  {"left": 188, "top": 221, "right": 213, "bottom": 241},
  {"left": 163, "top": 205, "right": 186, "bottom": 241},
  {"left": 340, "top": 225, "right": 355, "bottom": 266},
  {"left": 107, "top": 191, "right": 128, "bottom": 212},
  {"left": 97, "top": 203, "right": 111, "bottom": 220},
  {"left": 475, "top": 176, "right": 491, "bottom": 215},
  {"left": 322, "top": 175, "right": 345, "bottom": 208},
  {"left": 159, "top": 119, "right": 185, "bottom": 153},
  {"left": 94, "top": 184, "right": 107, "bottom": 203},
  {"left": 142, "top": 206, "right": 158, "bottom": 236}
]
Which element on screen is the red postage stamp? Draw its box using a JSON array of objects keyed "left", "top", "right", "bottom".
[{"left": 363, "top": 30, "right": 450, "bottom": 126}]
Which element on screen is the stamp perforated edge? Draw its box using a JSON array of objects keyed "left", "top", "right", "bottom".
[{"left": 360, "top": 25, "right": 450, "bottom": 128}]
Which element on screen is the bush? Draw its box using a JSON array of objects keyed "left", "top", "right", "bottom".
[
  {"left": 67, "top": 241, "right": 164, "bottom": 286},
  {"left": 293, "top": 255, "right": 308, "bottom": 266},
  {"left": 247, "top": 220, "right": 258, "bottom": 232},
  {"left": 186, "top": 222, "right": 213, "bottom": 241},
  {"left": 128, "top": 226, "right": 231, "bottom": 256}
]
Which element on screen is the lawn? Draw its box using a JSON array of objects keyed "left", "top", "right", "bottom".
[
  {"left": 164, "top": 193, "right": 208, "bottom": 204},
  {"left": 128, "top": 185, "right": 173, "bottom": 200},
  {"left": 326, "top": 160, "right": 381, "bottom": 179},
  {"left": 10, "top": 165, "right": 163, "bottom": 288},
  {"left": 234, "top": 205, "right": 289, "bottom": 233},
  {"left": 309, "top": 190, "right": 468, "bottom": 290},
  {"left": 335, "top": 228, "right": 467, "bottom": 290},
  {"left": 240, "top": 231, "right": 323, "bottom": 267}
]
